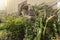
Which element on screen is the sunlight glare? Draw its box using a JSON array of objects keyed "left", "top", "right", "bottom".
[
  {"left": 57, "top": 1, "right": 60, "bottom": 9},
  {"left": 0, "top": 0, "right": 7, "bottom": 10}
]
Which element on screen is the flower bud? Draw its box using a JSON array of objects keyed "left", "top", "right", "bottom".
[{"left": 47, "top": 15, "right": 56, "bottom": 20}]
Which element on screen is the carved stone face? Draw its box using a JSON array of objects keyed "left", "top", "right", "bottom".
[
  {"left": 22, "top": 4, "right": 28, "bottom": 10},
  {"left": 18, "top": 3, "right": 36, "bottom": 20},
  {"left": 20, "top": 4, "right": 28, "bottom": 16}
]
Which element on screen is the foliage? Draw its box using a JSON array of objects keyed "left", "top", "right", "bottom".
[
  {"left": 0, "top": 16, "right": 26, "bottom": 40},
  {"left": 0, "top": 4, "right": 60, "bottom": 40}
]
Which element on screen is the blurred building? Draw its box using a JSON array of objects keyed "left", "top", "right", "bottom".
[{"left": 7, "top": 0, "right": 58, "bottom": 13}]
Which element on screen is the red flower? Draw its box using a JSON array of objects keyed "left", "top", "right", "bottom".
[{"left": 47, "top": 15, "right": 56, "bottom": 20}]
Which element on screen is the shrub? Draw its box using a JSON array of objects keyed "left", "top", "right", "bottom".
[{"left": 0, "top": 16, "right": 26, "bottom": 40}]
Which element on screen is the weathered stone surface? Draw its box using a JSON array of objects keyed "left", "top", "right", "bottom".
[{"left": 7, "top": 0, "right": 58, "bottom": 13}]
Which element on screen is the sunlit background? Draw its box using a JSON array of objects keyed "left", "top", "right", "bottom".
[
  {"left": 0, "top": 0, "right": 59, "bottom": 13},
  {"left": 0, "top": 0, "right": 7, "bottom": 10}
]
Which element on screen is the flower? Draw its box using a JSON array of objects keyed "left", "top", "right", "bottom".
[
  {"left": 45, "top": 15, "right": 56, "bottom": 23},
  {"left": 47, "top": 15, "right": 56, "bottom": 20}
]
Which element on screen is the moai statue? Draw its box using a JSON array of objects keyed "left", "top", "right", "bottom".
[
  {"left": 28, "top": 4, "right": 36, "bottom": 20},
  {"left": 18, "top": 0, "right": 28, "bottom": 16},
  {"left": 18, "top": 0, "right": 37, "bottom": 20},
  {"left": 28, "top": 5, "right": 36, "bottom": 16},
  {"left": 18, "top": 0, "right": 31, "bottom": 19}
]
